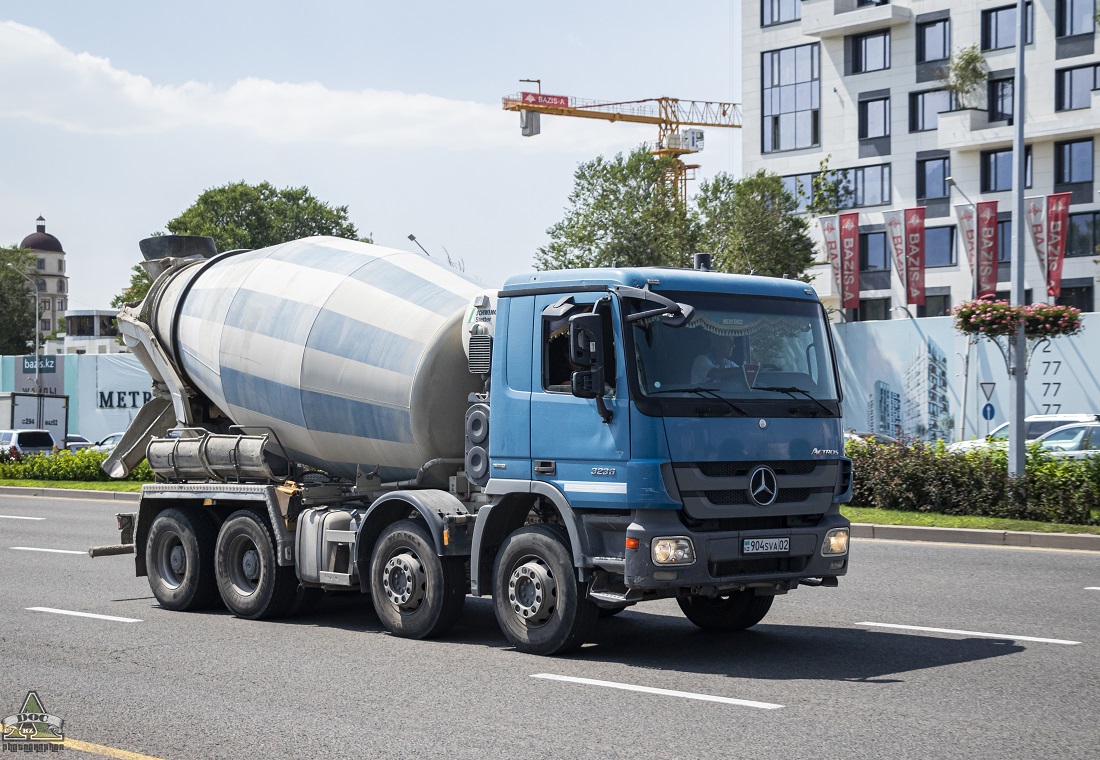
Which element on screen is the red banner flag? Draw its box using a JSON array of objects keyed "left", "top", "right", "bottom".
[
  {"left": 839, "top": 212, "right": 860, "bottom": 309},
  {"left": 1046, "top": 192, "right": 1072, "bottom": 297},
  {"left": 904, "top": 207, "right": 926, "bottom": 306},
  {"left": 975, "top": 200, "right": 999, "bottom": 299},
  {"left": 818, "top": 216, "right": 842, "bottom": 300}
]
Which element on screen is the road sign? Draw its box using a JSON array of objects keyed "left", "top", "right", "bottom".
[
  {"left": 980, "top": 382, "right": 996, "bottom": 401},
  {"left": 982, "top": 403, "right": 995, "bottom": 421}
]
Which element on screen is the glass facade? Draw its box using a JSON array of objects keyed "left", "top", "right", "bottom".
[{"left": 762, "top": 43, "right": 821, "bottom": 153}]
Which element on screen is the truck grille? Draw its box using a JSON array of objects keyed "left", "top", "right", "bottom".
[{"left": 673, "top": 459, "right": 840, "bottom": 520}]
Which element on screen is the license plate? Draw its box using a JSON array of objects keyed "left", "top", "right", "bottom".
[{"left": 743, "top": 537, "right": 789, "bottom": 554}]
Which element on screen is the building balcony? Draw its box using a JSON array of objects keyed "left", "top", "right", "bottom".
[
  {"left": 801, "top": 0, "right": 912, "bottom": 38},
  {"left": 937, "top": 90, "right": 1100, "bottom": 152}
]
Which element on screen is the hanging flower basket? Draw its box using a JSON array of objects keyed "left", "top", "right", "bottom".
[{"left": 952, "top": 299, "right": 1082, "bottom": 339}]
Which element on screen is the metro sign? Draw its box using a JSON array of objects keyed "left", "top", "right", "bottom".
[{"left": 521, "top": 92, "right": 569, "bottom": 107}]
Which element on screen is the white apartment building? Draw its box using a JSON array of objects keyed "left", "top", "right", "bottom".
[{"left": 742, "top": 0, "right": 1100, "bottom": 320}]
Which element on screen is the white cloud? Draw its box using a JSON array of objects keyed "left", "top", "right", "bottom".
[{"left": 0, "top": 20, "right": 651, "bottom": 153}]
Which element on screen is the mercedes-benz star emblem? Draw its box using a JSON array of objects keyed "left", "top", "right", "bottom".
[{"left": 748, "top": 465, "right": 779, "bottom": 507}]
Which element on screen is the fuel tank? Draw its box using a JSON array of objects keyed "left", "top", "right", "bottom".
[{"left": 144, "top": 237, "right": 483, "bottom": 481}]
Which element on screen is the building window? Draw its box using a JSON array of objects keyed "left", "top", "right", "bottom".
[
  {"left": 859, "top": 97, "right": 890, "bottom": 139},
  {"left": 1056, "top": 64, "right": 1100, "bottom": 111},
  {"left": 917, "top": 157, "right": 950, "bottom": 200},
  {"left": 41, "top": 298, "right": 52, "bottom": 312},
  {"left": 36, "top": 279, "right": 45, "bottom": 292},
  {"left": 909, "top": 90, "right": 954, "bottom": 132},
  {"left": 1057, "top": 285, "right": 1094, "bottom": 312},
  {"left": 1056, "top": 0, "right": 1095, "bottom": 37},
  {"left": 916, "top": 18, "right": 950, "bottom": 63},
  {"left": 1068, "top": 211, "right": 1100, "bottom": 256},
  {"left": 781, "top": 172, "right": 815, "bottom": 212},
  {"left": 56, "top": 298, "right": 66, "bottom": 311},
  {"left": 857, "top": 298, "right": 891, "bottom": 321},
  {"left": 58, "top": 259, "right": 65, "bottom": 273},
  {"left": 982, "top": 2, "right": 1033, "bottom": 50},
  {"left": 762, "top": 43, "right": 821, "bottom": 153},
  {"left": 981, "top": 146, "right": 1032, "bottom": 192},
  {"left": 998, "top": 219, "right": 1013, "bottom": 261},
  {"left": 36, "top": 258, "right": 45, "bottom": 270},
  {"left": 853, "top": 30, "right": 890, "bottom": 73},
  {"left": 848, "top": 164, "right": 891, "bottom": 207},
  {"left": 1055, "top": 139, "right": 1094, "bottom": 184},
  {"left": 918, "top": 294, "right": 952, "bottom": 317},
  {"left": 762, "top": 0, "right": 801, "bottom": 26},
  {"left": 41, "top": 319, "right": 51, "bottom": 332},
  {"left": 988, "top": 77, "right": 1014, "bottom": 122},
  {"left": 56, "top": 280, "right": 65, "bottom": 293},
  {"left": 925, "top": 227, "right": 956, "bottom": 267},
  {"left": 860, "top": 231, "right": 889, "bottom": 271}
]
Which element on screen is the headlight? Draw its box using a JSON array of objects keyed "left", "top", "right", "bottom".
[
  {"left": 821, "top": 527, "right": 850, "bottom": 556},
  {"left": 652, "top": 537, "right": 695, "bottom": 565}
]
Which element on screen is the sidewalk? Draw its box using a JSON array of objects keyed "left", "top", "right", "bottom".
[{"left": 3, "top": 486, "right": 1099, "bottom": 551}]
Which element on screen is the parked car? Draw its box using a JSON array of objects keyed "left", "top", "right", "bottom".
[
  {"left": 90, "top": 432, "right": 126, "bottom": 452},
  {"left": 0, "top": 429, "right": 58, "bottom": 458},
  {"left": 65, "top": 434, "right": 94, "bottom": 450},
  {"left": 845, "top": 430, "right": 899, "bottom": 445},
  {"left": 947, "top": 413, "right": 1100, "bottom": 452},
  {"left": 1034, "top": 422, "right": 1100, "bottom": 459}
]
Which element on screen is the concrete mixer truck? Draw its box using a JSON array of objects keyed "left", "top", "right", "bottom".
[{"left": 92, "top": 234, "right": 852, "bottom": 655}]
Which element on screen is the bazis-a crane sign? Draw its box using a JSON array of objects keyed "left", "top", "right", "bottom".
[{"left": 502, "top": 89, "right": 742, "bottom": 203}]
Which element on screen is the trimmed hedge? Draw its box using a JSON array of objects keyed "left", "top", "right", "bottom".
[
  {"left": 847, "top": 440, "right": 1099, "bottom": 525},
  {"left": 0, "top": 448, "right": 153, "bottom": 482}
]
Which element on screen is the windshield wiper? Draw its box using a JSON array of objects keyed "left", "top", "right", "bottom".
[
  {"left": 754, "top": 386, "right": 833, "bottom": 417},
  {"left": 648, "top": 387, "right": 748, "bottom": 416}
]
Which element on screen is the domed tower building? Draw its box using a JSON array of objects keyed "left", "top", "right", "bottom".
[{"left": 19, "top": 216, "right": 69, "bottom": 337}]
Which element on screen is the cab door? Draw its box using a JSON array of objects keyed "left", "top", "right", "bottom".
[{"left": 529, "top": 293, "right": 631, "bottom": 509}]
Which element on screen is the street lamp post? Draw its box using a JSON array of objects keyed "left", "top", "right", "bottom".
[
  {"left": 946, "top": 176, "right": 976, "bottom": 443},
  {"left": 6, "top": 262, "right": 40, "bottom": 391},
  {"left": 1007, "top": 0, "right": 1028, "bottom": 478}
]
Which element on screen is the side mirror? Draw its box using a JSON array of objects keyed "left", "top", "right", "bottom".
[
  {"left": 569, "top": 313, "right": 605, "bottom": 368},
  {"left": 571, "top": 368, "right": 604, "bottom": 399}
]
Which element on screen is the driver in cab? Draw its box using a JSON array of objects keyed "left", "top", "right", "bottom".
[{"left": 690, "top": 332, "right": 739, "bottom": 385}]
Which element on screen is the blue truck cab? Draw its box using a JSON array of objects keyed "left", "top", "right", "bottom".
[{"left": 475, "top": 267, "right": 851, "bottom": 646}]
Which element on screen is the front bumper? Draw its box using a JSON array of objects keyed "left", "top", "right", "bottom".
[{"left": 623, "top": 509, "right": 849, "bottom": 592}]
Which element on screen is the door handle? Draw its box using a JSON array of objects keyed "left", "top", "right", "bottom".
[{"left": 534, "top": 460, "right": 556, "bottom": 476}]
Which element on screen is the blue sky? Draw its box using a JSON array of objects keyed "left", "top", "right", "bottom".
[{"left": 1, "top": 1, "right": 742, "bottom": 309}]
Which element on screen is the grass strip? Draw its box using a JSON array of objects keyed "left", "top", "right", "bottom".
[
  {"left": 843, "top": 505, "right": 1100, "bottom": 535},
  {"left": 0, "top": 479, "right": 144, "bottom": 493}
]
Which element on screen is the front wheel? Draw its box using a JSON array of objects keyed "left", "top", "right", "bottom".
[
  {"left": 676, "top": 591, "right": 774, "bottom": 632},
  {"left": 215, "top": 510, "right": 299, "bottom": 619},
  {"left": 369, "top": 520, "right": 465, "bottom": 639},
  {"left": 492, "top": 525, "right": 597, "bottom": 655}
]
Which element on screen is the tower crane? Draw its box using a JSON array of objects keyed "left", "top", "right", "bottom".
[{"left": 502, "top": 85, "right": 742, "bottom": 203}]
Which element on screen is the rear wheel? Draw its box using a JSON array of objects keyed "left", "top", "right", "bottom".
[
  {"left": 215, "top": 510, "right": 299, "bottom": 619},
  {"left": 492, "top": 525, "right": 597, "bottom": 655},
  {"left": 146, "top": 508, "right": 218, "bottom": 611},
  {"left": 676, "top": 592, "right": 774, "bottom": 632},
  {"left": 370, "top": 520, "right": 465, "bottom": 639}
]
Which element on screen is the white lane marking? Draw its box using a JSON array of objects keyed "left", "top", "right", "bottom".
[
  {"left": 1086, "top": 587, "right": 1100, "bottom": 591},
  {"left": 858, "top": 622, "right": 1080, "bottom": 646},
  {"left": 27, "top": 607, "right": 142, "bottom": 623},
  {"left": 11, "top": 547, "right": 86, "bottom": 555},
  {"left": 0, "top": 515, "right": 45, "bottom": 520},
  {"left": 531, "top": 673, "right": 783, "bottom": 709}
]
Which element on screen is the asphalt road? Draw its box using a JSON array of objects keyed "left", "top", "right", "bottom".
[{"left": 1, "top": 493, "right": 1097, "bottom": 759}]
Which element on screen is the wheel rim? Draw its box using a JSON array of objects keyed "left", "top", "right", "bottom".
[
  {"left": 153, "top": 531, "right": 186, "bottom": 590},
  {"left": 507, "top": 558, "right": 557, "bottom": 626},
  {"left": 383, "top": 551, "right": 426, "bottom": 611},
  {"left": 225, "top": 534, "right": 262, "bottom": 596}
]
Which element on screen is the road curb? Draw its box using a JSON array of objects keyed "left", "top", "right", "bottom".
[
  {"left": 0, "top": 486, "right": 140, "bottom": 503},
  {"left": 850, "top": 522, "right": 1100, "bottom": 551}
]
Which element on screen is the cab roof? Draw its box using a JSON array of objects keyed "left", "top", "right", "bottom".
[{"left": 500, "top": 267, "right": 820, "bottom": 301}]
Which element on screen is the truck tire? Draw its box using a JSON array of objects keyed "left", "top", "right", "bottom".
[
  {"left": 215, "top": 509, "right": 299, "bottom": 619},
  {"left": 146, "top": 508, "right": 219, "bottom": 611},
  {"left": 492, "top": 524, "right": 598, "bottom": 655},
  {"left": 676, "top": 592, "right": 774, "bottom": 632},
  {"left": 370, "top": 520, "right": 465, "bottom": 639}
]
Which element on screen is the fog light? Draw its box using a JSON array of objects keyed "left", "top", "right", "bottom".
[
  {"left": 652, "top": 537, "right": 695, "bottom": 565},
  {"left": 822, "top": 528, "right": 849, "bottom": 556}
]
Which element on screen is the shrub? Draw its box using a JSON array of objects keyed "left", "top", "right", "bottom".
[
  {"left": 0, "top": 448, "right": 154, "bottom": 483},
  {"left": 847, "top": 440, "right": 1098, "bottom": 525}
]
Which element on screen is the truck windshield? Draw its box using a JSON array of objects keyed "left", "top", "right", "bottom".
[{"left": 629, "top": 292, "right": 840, "bottom": 405}]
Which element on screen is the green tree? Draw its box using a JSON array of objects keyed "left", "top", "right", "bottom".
[
  {"left": 805, "top": 155, "right": 854, "bottom": 218},
  {"left": 0, "top": 247, "right": 38, "bottom": 355},
  {"left": 111, "top": 264, "right": 153, "bottom": 308},
  {"left": 164, "top": 181, "right": 369, "bottom": 252},
  {"left": 695, "top": 169, "right": 816, "bottom": 280},
  {"left": 942, "top": 45, "right": 988, "bottom": 109},
  {"left": 535, "top": 147, "right": 698, "bottom": 270}
]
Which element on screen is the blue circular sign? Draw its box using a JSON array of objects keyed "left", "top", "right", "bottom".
[{"left": 982, "top": 403, "right": 995, "bottom": 421}]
